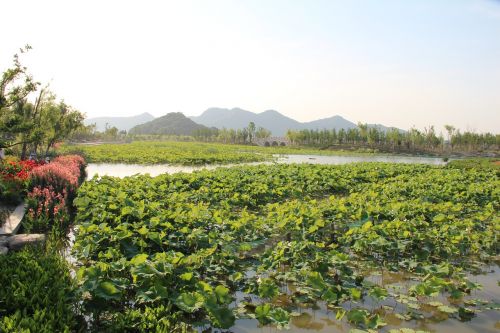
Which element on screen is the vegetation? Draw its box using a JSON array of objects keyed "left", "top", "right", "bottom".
[
  {"left": 192, "top": 122, "right": 272, "bottom": 144},
  {"left": 0, "top": 245, "right": 82, "bottom": 333},
  {"left": 59, "top": 140, "right": 405, "bottom": 166},
  {"left": 0, "top": 158, "right": 44, "bottom": 204},
  {"left": 72, "top": 162, "right": 499, "bottom": 331},
  {"left": 0, "top": 47, "right": 84, "bottom": 159},
  {"left": 59, "top": 141, "right": 273, "bottom": 165},
  {"left": 446, "top": 158, "right": 500, "bottom": 171},
  {"left": 286, "top": 124, "right": 499, "bottom": 155},
  {"left": 69, "top": 122, "right": 129, "bottom": 143},
  {"left": 24, "top": 155, "right": 86, "bottom": 234}
]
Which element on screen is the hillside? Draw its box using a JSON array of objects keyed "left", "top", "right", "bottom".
[
  {"left": 84, "top": 112, "right": 155, "bottom": 132},
  {"left": 129, "top": 112, "right": 208, "bottom": 136}
]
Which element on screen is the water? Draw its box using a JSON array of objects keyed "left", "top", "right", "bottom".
[
  {"left": 86, "top": 154, "right": 447, "bottom": 179},
  {"left": 228, "top": 265, "right": 500, "bottom": 333},
  {"left": 279, "top": 154, "right": 447, "bottom": 166}
]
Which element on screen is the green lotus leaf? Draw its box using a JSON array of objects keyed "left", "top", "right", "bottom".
[
  {"left": 94, "top": 280, "right": 121, "bottom": 300},
  {"left": 130, "top": 253, "right": 148, "bottom": 265},
  {"left": 214, "top": 285, "right": 232, "bottom": 304},
  {"left": 255, "top": 303, "right": 272, "bottom": 323},
  {"left": 208, "top": 307, "right": 235, "bottom": 329},
  {"left": 346, "top": 308, "right": 369, "bottom": 326},
  {"left": 175, "top": 292, "right": 204, "bottom": 313},
  {"left": 258, "top": 278, "right": 280, "bottom": 299},
  {"left": 269, "top": 307, "right": 290, "bottom": 329}
]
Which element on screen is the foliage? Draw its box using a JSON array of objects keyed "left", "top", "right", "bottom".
[
  {"left": 0, "top": 158, "right": 44, "bottom": 203},
  {"left": 60, "top": 141, "right": 272, "bottom": 165},
  {"left": 59, "top": 140, "right": 394, "bottom": 166},
  {"left": 24, "top": 185, "right": 70, "bottom": 233},
  {"left": 447, "top": 158, "right": 500, "bottom": 172},
  {"left": 30, "top": 154, "right": 86, "bottom": 198},
  {"left": 286, "top": 124, "right": 499, "bottom": 154},
  {"left": 24, "top": 154, "right": 86, "bottom": 233},
  {"left": 72, "top": 162, "right": 499, "bottom": 330},
  {"left": 0, "top": 245, "right": 82, "bottom": 332},
  {"left": 0, "top": 47, "right": 84, "bottom": 156},
  {"left": 0, "top": 46, "right": 39, "bottom": 149}
]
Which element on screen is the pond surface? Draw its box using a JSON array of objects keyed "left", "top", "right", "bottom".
[
  {"left": 86, "top": 154, "right": 447, "bottom": 179},
  {"left": 227, "top": 264, "right": 500, "bottom": 333}
]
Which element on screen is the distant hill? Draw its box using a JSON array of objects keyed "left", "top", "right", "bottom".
[
  {"left": 129, "top": 112, "right": 209, "bottom": 136},
  {"left": 190, "top": 108, "right": 302, "bottom": 136},
  {"left": 84, "top": 112, "right": 155, "bottom": 132},
  {"left": 190, "top": 108, "right": 359, "bottom": 136}
]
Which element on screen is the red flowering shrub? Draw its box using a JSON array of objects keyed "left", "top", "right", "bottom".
[
  {"left": 24, "top": 185, "right": 70, "bottom": 233},
  {"left": 24, "top": 154, "right": 86, "bottom": 233},
  {"left": 0, "top": 159, "right": 45, "bottom": 203},
  {"left": 30, "top": 155, "right": 86, "bottom": 198},
  {"left": 52, "top": 154, "right": 87, "bottom": 183}
]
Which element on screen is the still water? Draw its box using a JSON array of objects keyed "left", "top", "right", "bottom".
[
  {"left": 86, "top": 154, "right": 447, "bottom": 179},
  {"left": 226, "top": 265, "right": 500, "bottom": 333}
]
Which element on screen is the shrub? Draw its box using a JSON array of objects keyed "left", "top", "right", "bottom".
[
  {"left": 0, "top": 245, "right": 83, "bottom": 332},
  {"left": 24, "top": 185, "right": 70, "bottom": 233},
  {"left": 0, "top": 159, "right": 45, "bottom": 204},
  {"left": 52, "top": 154, "right": 87, "bottom": 184},
  {"left": 30, "top": 154, "right": 86, "bottom": 199}
]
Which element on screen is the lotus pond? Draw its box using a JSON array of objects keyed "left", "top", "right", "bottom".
[
  {"left": 72, "top": 163, "right": 499, "bottom": 332},
  {"left": 85, "top": 154, "right": 447, "bottom": 179},
  {"left": 61, "top": 141, "right": 436, "bottom": 167}
]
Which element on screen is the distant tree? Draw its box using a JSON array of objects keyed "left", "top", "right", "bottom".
[
  {"left": 255, "top": 127, "right": 271, "bottom": 140},
  {"left": 444, "top": 124, "right": 455, "bottom": 150},
  {"left": 247, "top": 122, "right": 256, "bottom": 143}
]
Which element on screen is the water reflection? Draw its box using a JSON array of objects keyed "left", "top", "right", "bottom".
[
  {"left": 86, "top": 154, "right": 447, "bottom": 179},
  {"left": 229, "top": 265, "right": 499, "bottom": 333}
]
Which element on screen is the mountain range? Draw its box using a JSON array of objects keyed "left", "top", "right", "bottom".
[
  {"left": 85, "top": 108, "right": 399, "bottom": 136},
  {"left": 190, "top": 108, "right": 391, "bottom": 136},
  {"left": 84, "top": 112, "right": 155, "bottom": 132}
]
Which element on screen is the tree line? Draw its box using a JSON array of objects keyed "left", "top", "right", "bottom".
[
  {"left": 286, "top": 124, "right": 498, "bottom": 153},
  {"left": 192, "top": 122, "right": 272, "bottom": 144},
  {"left": 0, "top": 46, "right": 84, "bottom": 159}
]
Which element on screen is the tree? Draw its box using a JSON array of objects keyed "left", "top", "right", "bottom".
[
  {"left": 247, "top": 122, "right": 256, "bottom": 143},
  {"left": 0, "top": 47, "right": 84, "bottom": 157},
  {"left": 255, "top": 127, "right": 271, "bottom": 140},
  {"left": 0, "top": 46, "right": 40, "bottom": 149},
  {"left": 41, "top": 99, "right": 84, "bottom": 157},
  {"left": 444, "top": 124, "right": 455, "bottom": 151}
]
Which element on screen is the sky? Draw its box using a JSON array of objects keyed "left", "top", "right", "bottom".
[{"left": 2, "top": 0, "right": 500, "bottom": 133}]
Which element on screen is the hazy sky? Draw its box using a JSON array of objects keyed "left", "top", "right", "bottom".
[{"left": 2, "top": 0, "right": 499, "bottom": 133}]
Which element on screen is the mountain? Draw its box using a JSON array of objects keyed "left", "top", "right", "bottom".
[
  {"left": 190, "top": 108, "right": 302, "bottom": 136},
  {"left": 129, "top": 112, "right": 209, "bottom": 136},
  {"left": 303, "top": 115, "right": 357, "bottom": 131},
  {"left": 367, "top": 123, "right": 404, "bottom": 133},
  {"left": 84, "top": 112, "right": 155, "bottom": 132},
  {"left": 190, "top": 108, "right": 358, "bottom": 136}
]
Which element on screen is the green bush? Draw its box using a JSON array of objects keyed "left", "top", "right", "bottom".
[{"left": 0, "top": 246, "right": 83, "bottom": 333}]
